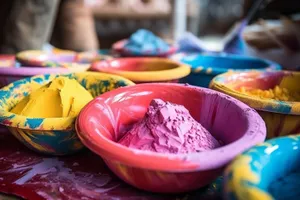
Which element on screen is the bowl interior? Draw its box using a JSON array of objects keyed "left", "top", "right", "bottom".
[
  {"left": 0, "top": 72, "right": 134, "bottom": 130},
  {"left": 216, "top": 71, "right": 300, "bottom": 95},
  {"left": 180, "top": 54, "right": 279, "bottom": 72},
  {"left": 77, "top": 83, "right": 267, "bottom": 173},
  {"left": 93, "top": 58, "right": 178, "bottom": 72},
  {"left": 83, "top": 84, "right": 249, "bottom": 144}
]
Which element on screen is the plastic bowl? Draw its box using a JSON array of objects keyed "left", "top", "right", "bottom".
[
  {"left": 91, "top": 57, "right": 191, "bottom": 83},
  {"left": 0, "top": 53, "right": 98, "bottom": 88},
  {"left": 76, "top": 83, "right": 266, "bottom": 193},
  {"left": 210, "top": 70, "right": 300, "bottom": 139},
  {"left": 0, "top": 66, "right": 79, "bottom": 88},
  {"left": 223, "top": 134, "right": 300, "bottom": 200},
  {"left": 16, "top": 50, "right": 112, "bottom": 69},
  {"left": 112, "top": 39, "right": 177, "bottom": 57},
  {"left": 0, "top": 72, "right": 134, "bottom": 155},
  {"left": 171, "top": 53, "right": 282, "bottom": 88}
]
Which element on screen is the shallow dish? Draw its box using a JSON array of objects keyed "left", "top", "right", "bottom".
[
  {"left": 0, "top": 72, "right": 134, "bottom": 155},
  {"left": 0, "top": 65, "right": 74, "bottom": 88},
  {"left": 171, "top": 53, "right": 281, "bottom": 87},
  {"left": 210, "top": 70, "right": 300, "bottom": 138},
  {"left": 224, "top": 134, "right": 300, "bottom": 200},
  {"left": 16, "top": 50, "right": 112, "bottom": 69},
  {"left": 0, "top": 51, "right": 112, "bottom": 88},
  {"left": 112, "top": 39, "right": 177, "bottom": 57},
  {"left": 76, "top": 83, "right": 266, "bottom": 193},
  {"left": 91, "top": 57, "right": 191, "bottom": 83}
]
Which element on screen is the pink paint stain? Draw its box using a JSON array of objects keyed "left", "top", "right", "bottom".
[{"left": 0, "top": 126, "right": 217, "bottom": 200}]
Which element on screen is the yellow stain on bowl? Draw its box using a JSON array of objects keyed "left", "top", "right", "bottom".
[
  {"left": 206, "top": 67, "right": 213, "bottom": 74},
  {"left": 117, "top": 163, "right": 132, "bottom": 181},
  {"left": 194, "top": 66, "right": 203, "bottom": 73},
  {"left": 225, "top": 156, "right": 273, "bottom": 200},
  {"left": 10, "top": 128, "right": 56, "bottom": 153},
  {"left": 239, "top": 86, "right": 300, "bottom": 101},
  {"left": 11, "top": 77, "right": 93, "bottom": 118}
]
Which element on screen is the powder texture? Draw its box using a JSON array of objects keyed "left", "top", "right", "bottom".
[
  {"left": 124, "top": 29, "right": 170, "bottom": 55},
  {"left": 118, "top": 99, "right": 220, "bottom": 154},
  {"left": 11, "top": 77, "right": 93, "bottom": 118},
  {"left": 239, "top": 85, "right": 300, "bottom": 101}
]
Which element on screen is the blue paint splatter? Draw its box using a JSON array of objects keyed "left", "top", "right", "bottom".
[
  {"left": 44, "top": 74, "right": 51, "bottom": 81},
  {"left": 80, "top": 79, "right": 87, "bottom": 89},
  {"left": 0, "top": 114, "right": 15, "bottom": 123},
  {"left": 116, "top": 80, "right": 127, "bottom": 87},
  {"left": 12, "top": 78, "right": 29, "bottom": 88},
  {"left": 25, "top": 118, "right": 44, "bottom": 129},
  {"left": 265, "top": 102, "right": 291, "bottom": 114},
  {"left": 0, "top": 90, "right": 10, "bottom": 99},
  {"left": 32, "top": 77, "right": 45, "bottom": 84},
  {"left": 64, "top": 73, "right": 74, "bottom": 79}
]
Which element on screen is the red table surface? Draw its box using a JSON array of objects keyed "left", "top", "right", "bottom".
[{"left": 0, "top": 126, "right": 221, "bottom": 200}]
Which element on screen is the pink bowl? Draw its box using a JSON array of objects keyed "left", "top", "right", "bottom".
[{"left": 76, "top": 83, "right": 266, "bottom": 193}]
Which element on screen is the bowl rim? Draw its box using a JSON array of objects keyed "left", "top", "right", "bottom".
[
  {"left": 76, "top": 83, "right": 266, "bottom": 172},
  {"left": 170, "top": 53, "right": 282, "bottom": 75},
  {"left": 223, "top": 134, "right": 300, "bottom": 200},
  {"left": 210, "top": 70, "right": 300, "bottom": 115},
  {"left": 0, "top": 66, "right": 74, "bottom": 76},
  {"left": 91, "top": 57, "right": 191, "bottom": 82},
  {"left": 112, "top": 39, "right": 178, "bottom": 57},
  {"left": 0, "top": 72, "right": 135, "bottom": 131},
  {"left": 16, "top": 50, "right": 111, "bottom": 68}
]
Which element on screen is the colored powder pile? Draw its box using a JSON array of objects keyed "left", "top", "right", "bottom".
[
  {"left": 11, "top": 77, "right": 93, "bottom": 118},
  {"left": 124, "top": 29, "right": 170, "bottom": 55},
  {"left": 118, "top": 99, "right": 221, "bottom": 154},
  {"left": 239, "top": 85, "right": 300, "bottom": 101},
  {"left": 269, "top": 171, "right": 300, "bottom": 200}
]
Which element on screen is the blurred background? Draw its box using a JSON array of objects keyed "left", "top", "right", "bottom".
[{"left": 0, "top": 0, "right": 299, "bottom": 54}]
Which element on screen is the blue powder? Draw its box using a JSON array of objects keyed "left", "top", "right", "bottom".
[
  {"left": 269, "top": 171, "right": 300, "bottom": 200},
  {"left": 124, "top": 29, "right": 170, "bottom": 55}
]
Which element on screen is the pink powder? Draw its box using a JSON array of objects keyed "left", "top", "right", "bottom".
[{"left": 118, "top": 99, "right": 221, "bottom": 154}]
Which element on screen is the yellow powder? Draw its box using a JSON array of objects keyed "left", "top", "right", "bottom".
[
  {"left": 239, "top": 85, "right": 300, "bottom": 101},
  {"left": 11, "top": 77, "right": 93, "bottom": 118}
]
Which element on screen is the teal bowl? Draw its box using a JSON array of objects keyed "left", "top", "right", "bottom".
[
  {"left": 0, "top": 72, "right": 134, "bottom": 155},
  {"left": 171, "top": 53, "right": 282, "bottom": 88},
  {"left": 224, "top": 134, "right": 300, "bottom": 200}
]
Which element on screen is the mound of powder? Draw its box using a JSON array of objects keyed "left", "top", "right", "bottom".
[
  {"left": 118, "top": 99, "right": 221, "bottom": 154},
  {"left": 11, "top": 77, "right": 93, "bottom": 118},
  {"left": 124, "top": 29, "right": 170, "bottom": 55}
]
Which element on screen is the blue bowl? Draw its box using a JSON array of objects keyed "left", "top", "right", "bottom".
[
  {"left": 171, "top": 53, "right": 282, "bottom": 87},
  {"left": 223, "top": 135, "right": 300, "bottom": 200}
]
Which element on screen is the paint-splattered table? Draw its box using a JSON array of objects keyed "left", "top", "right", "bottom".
[{"left": 0, "top": 126, "right": 222, "bottom": 200}]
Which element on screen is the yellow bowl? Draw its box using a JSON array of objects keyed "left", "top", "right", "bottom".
[
  {"left": 0, "top": 72, "right": 134, "bottom": 155},
  {"left": 91, "top": 57, "right": 191, "bottom": 83},
  {"left": 210, "top": 70, "right": 300, "bottom": 139}
]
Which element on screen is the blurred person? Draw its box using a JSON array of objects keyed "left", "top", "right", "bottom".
[
  {"left": 0, "top": 0, "right": 99, "bottom": 54},
  {"left": 243, "top": 0, "right": 300, "bottom": 21}
]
